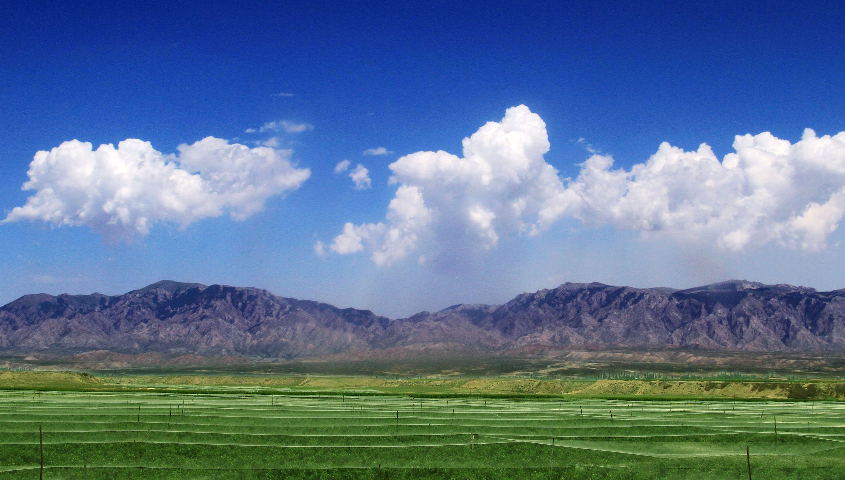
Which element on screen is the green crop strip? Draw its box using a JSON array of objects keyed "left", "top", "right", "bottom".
[{"left": 0, "top": 388, "right": 844, "bottom": 479}]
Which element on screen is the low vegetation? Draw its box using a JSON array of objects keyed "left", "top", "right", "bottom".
[
  {"left": 5, "top": 371, "right": 843, "bottom": 400},
  {"left": 0, "top": 372, "right": 843, "bottom": 478}
]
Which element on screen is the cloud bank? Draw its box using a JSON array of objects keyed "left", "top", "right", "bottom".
[
  {"left": 328, "top": 105, "right": 845, "bottom": 266},
  {"left": 4, "top": 137, "right": 310, "bottom": 241},
  {"left": 562, "top": 129, "right": 845, "bottom": 251}
]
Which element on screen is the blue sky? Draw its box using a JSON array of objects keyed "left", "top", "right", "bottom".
[{"left": 2, "top": 1, "right": 845, "bottom": 317}]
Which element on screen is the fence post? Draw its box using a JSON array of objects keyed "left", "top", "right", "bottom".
[
  {"left": 39, "top": 424, "right": 43, "bottom": 480},
  {"left": 747, "top": 445, "right": 752, "bottom": 480}
]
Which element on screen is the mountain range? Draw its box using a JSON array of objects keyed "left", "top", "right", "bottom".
[{"left": 2, "top": 279, "right": 845, "bottom": 359}]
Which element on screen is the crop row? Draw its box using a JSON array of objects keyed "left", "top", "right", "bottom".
[{"left": 0, "top": 391, "right": 844, "bottom": 479}]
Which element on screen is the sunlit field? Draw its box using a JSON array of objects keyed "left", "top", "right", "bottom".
[{"left": 1, "top": 388, "right": 844, "bottom": 479}]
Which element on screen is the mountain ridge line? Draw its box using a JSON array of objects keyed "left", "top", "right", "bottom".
[{"left": 3, "top": 279, "right": 845, "bottom": 358}]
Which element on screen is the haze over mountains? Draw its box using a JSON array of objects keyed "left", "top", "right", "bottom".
[{"left": 2, "top": 280, "right": 845, "bottom": 359}]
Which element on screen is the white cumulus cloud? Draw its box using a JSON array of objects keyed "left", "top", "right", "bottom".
[
  {"left": 329, "top": 185, "right": 432, "bottom": 265},
  {"left": 328, "top": 105, "right": 564, "bottom": 265},
  {"left": 326, "top": 105, "right": 845, "bottom": 266},
  {"left": 4, "top": 137, "right": 310, "bottom": 242},
  {"left": 557, "top": 129, "right": 845, "bottom": 251},
  {"left": 334, "top": 160, "right": 372, "bottom": 190},
  {"left": 349, "top": 164, "right": 372, "bottom": 190}
]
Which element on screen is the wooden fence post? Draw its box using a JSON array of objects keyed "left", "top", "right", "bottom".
[
  {"left": 39, "top": 424, "right": 43, "bottom": 480},
  {"left": 747, "top": 445, "right": 752, "bottom": 480}
]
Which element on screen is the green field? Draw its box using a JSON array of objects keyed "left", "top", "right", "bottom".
[{"left": 1, "top": 380, "right": 844, "bottom": 479}]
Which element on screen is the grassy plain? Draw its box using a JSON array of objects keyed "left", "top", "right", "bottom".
[{"left": 0, "top": 372, "right": 844, "bottom": 478}]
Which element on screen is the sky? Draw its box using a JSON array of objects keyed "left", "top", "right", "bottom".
[{"left": 2, "top": 1, "right": 845, "bottom": 318}]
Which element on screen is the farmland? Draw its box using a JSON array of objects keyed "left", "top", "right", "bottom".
[{"left": 1, "top": 375, "right": 844, "bottom": 479}]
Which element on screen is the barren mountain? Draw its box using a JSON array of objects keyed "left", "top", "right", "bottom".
[{"left": 2, "top": 279, "right": 845, "bottom": 359}]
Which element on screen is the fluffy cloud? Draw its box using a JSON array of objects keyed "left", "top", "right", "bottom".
[
  {"left": 349, "top": 164, "right": 372, "bottom": 190},
  {"left": 327, "top": 105, "right": 845, "bottom": 266},
  {"left": 334, "top": 160, "right": 351, "bottom": 173},
  {"left": 363, "top": 147, "right": 393, "bottom": 156},
  {"left": 329, "top": 105, "right": 564, "bottom": 265},
  {"left": 329, "top": 185, "right": 432, "bottom": 265},
  {"left": 334, "top": 160, "right": 372, "bottom": 190},
  {"left": 558, "top": 129, "right": 845, "bottom": 251},
  {"left": 4, "top": 137, "right": 310, "bottom": 241}
]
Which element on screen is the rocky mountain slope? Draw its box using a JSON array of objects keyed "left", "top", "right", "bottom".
[{"left": 2, "top": 279, "right": 845, "bottom": 358}]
